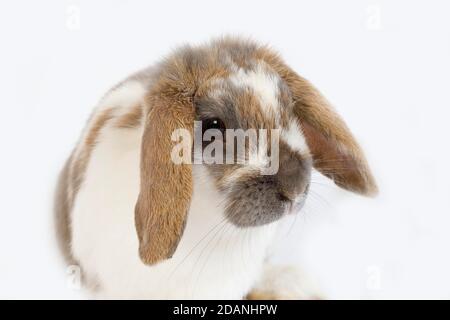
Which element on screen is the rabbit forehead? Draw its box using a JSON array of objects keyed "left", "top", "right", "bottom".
[
  {"left": 228, "top": 62, "right": 283, "bottom": 120},
  {"left": 198, "top": 61, "right": 291, "bottom": 130}
]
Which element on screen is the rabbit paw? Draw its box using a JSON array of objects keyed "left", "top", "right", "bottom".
[{"left": 246, "top": 264, "right": 323, "bottom": 300}]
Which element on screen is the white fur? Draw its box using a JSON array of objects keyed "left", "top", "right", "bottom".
[
  {"left": 229, "top": 63, "right": 281, "bottom": 122},
  {"left": 281, "top": 119, "right": 310, "bottom": 156},
  {"left": 225, "top": 62, "right": 284, "bottom": 176},
  {"left": 250, "top": 265, "right": 323, "bottom": 299},
  {"left": 97, "top": 80, "right": 146, "bottom": 112},
  {"left": 68, "top": 81, "right": 146, "bottom": 201},
  {"left": 70, "top": 81, "right": 280, "bottom": 298}
]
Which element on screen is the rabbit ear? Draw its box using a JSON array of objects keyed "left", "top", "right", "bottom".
[
  {"left": 260, "top": 53, "right": 377, "bottom": 196},
  {"left": 290, "top": 74, "right": 377, "bottom": 196},
  {"left": 135, "top": 91, "right": 195, "bottom": 265}
]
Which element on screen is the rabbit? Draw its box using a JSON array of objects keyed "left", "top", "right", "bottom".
[{"left": 54, "top": 36, "right": 377, "bottom": 299}]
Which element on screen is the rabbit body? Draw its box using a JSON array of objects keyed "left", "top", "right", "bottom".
[
  {"left": 60, "top": 76, "right": 278, "bottom": 299},
  {"left": 56, "top": 38, "right": 376, "bottom": 299}
]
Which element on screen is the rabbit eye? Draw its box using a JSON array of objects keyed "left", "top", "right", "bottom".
[{"left": 202, "top": 118, "right": 226, "bottom": 133}]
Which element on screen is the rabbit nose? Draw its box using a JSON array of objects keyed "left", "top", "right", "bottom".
[
  {"left": 276, "top": 162, "right": 311, "bottom": 201},
  {"left": 278, "top": 183, "right": 309, "bottom": 214},
  {"left": 278, "top": 182, "right": 310, "bottom": 202},
  {"left": 275, "top": 141, "right": 312, "bottom": 204}
]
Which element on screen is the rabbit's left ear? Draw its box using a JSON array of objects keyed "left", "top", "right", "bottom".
[
  {"left": 135, "top": 91, "right": 195, "bottom": 265},
  {"left": 261, "top": 54, "right": 377, "bottom": 196},
  {"left": 295, "top": 87, "right": 378, "bottom": 196}
]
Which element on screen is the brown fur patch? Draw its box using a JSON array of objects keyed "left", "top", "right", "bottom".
[
  {"left": 134, "top": 86, "right": 195, "bottom": 265},
  {"left": 68, "top": 108, "right": 116, "bottom": 202},
  {"left": 235, "top": 88, "right": 275, "bottom": 130},
  {"left": 246, "top": 290, "right": 306, "bottom": 300},
  {"left": 55, "top": 108, "right": 121, "bottom": 291},
  {"left": 56, "top": 107, "right": 115, "bottom": 267},
  {"left": 54, "top": 154, "right": 77, "bottom": 266},
  {"left": 245, "top": 290, "right": 285, "bottom": 300},
  {"left": 115, "top": 105, "right": 143, "bottom": 128}
]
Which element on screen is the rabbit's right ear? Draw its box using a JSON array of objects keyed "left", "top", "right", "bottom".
[
  {"left": 258, "top": 51, "right": 377, "bottom": 196},
  {"left": 134, "top": 89, "right": 195, "bottom": 266}
]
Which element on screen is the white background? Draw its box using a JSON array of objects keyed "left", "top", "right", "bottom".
[{"left": 1, "top": 0, "right": 449, "bottom": 299}]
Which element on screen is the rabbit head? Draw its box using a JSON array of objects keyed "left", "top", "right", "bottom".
[{"left": 135, "top": 37, "right": 377, "bottom": 265}]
